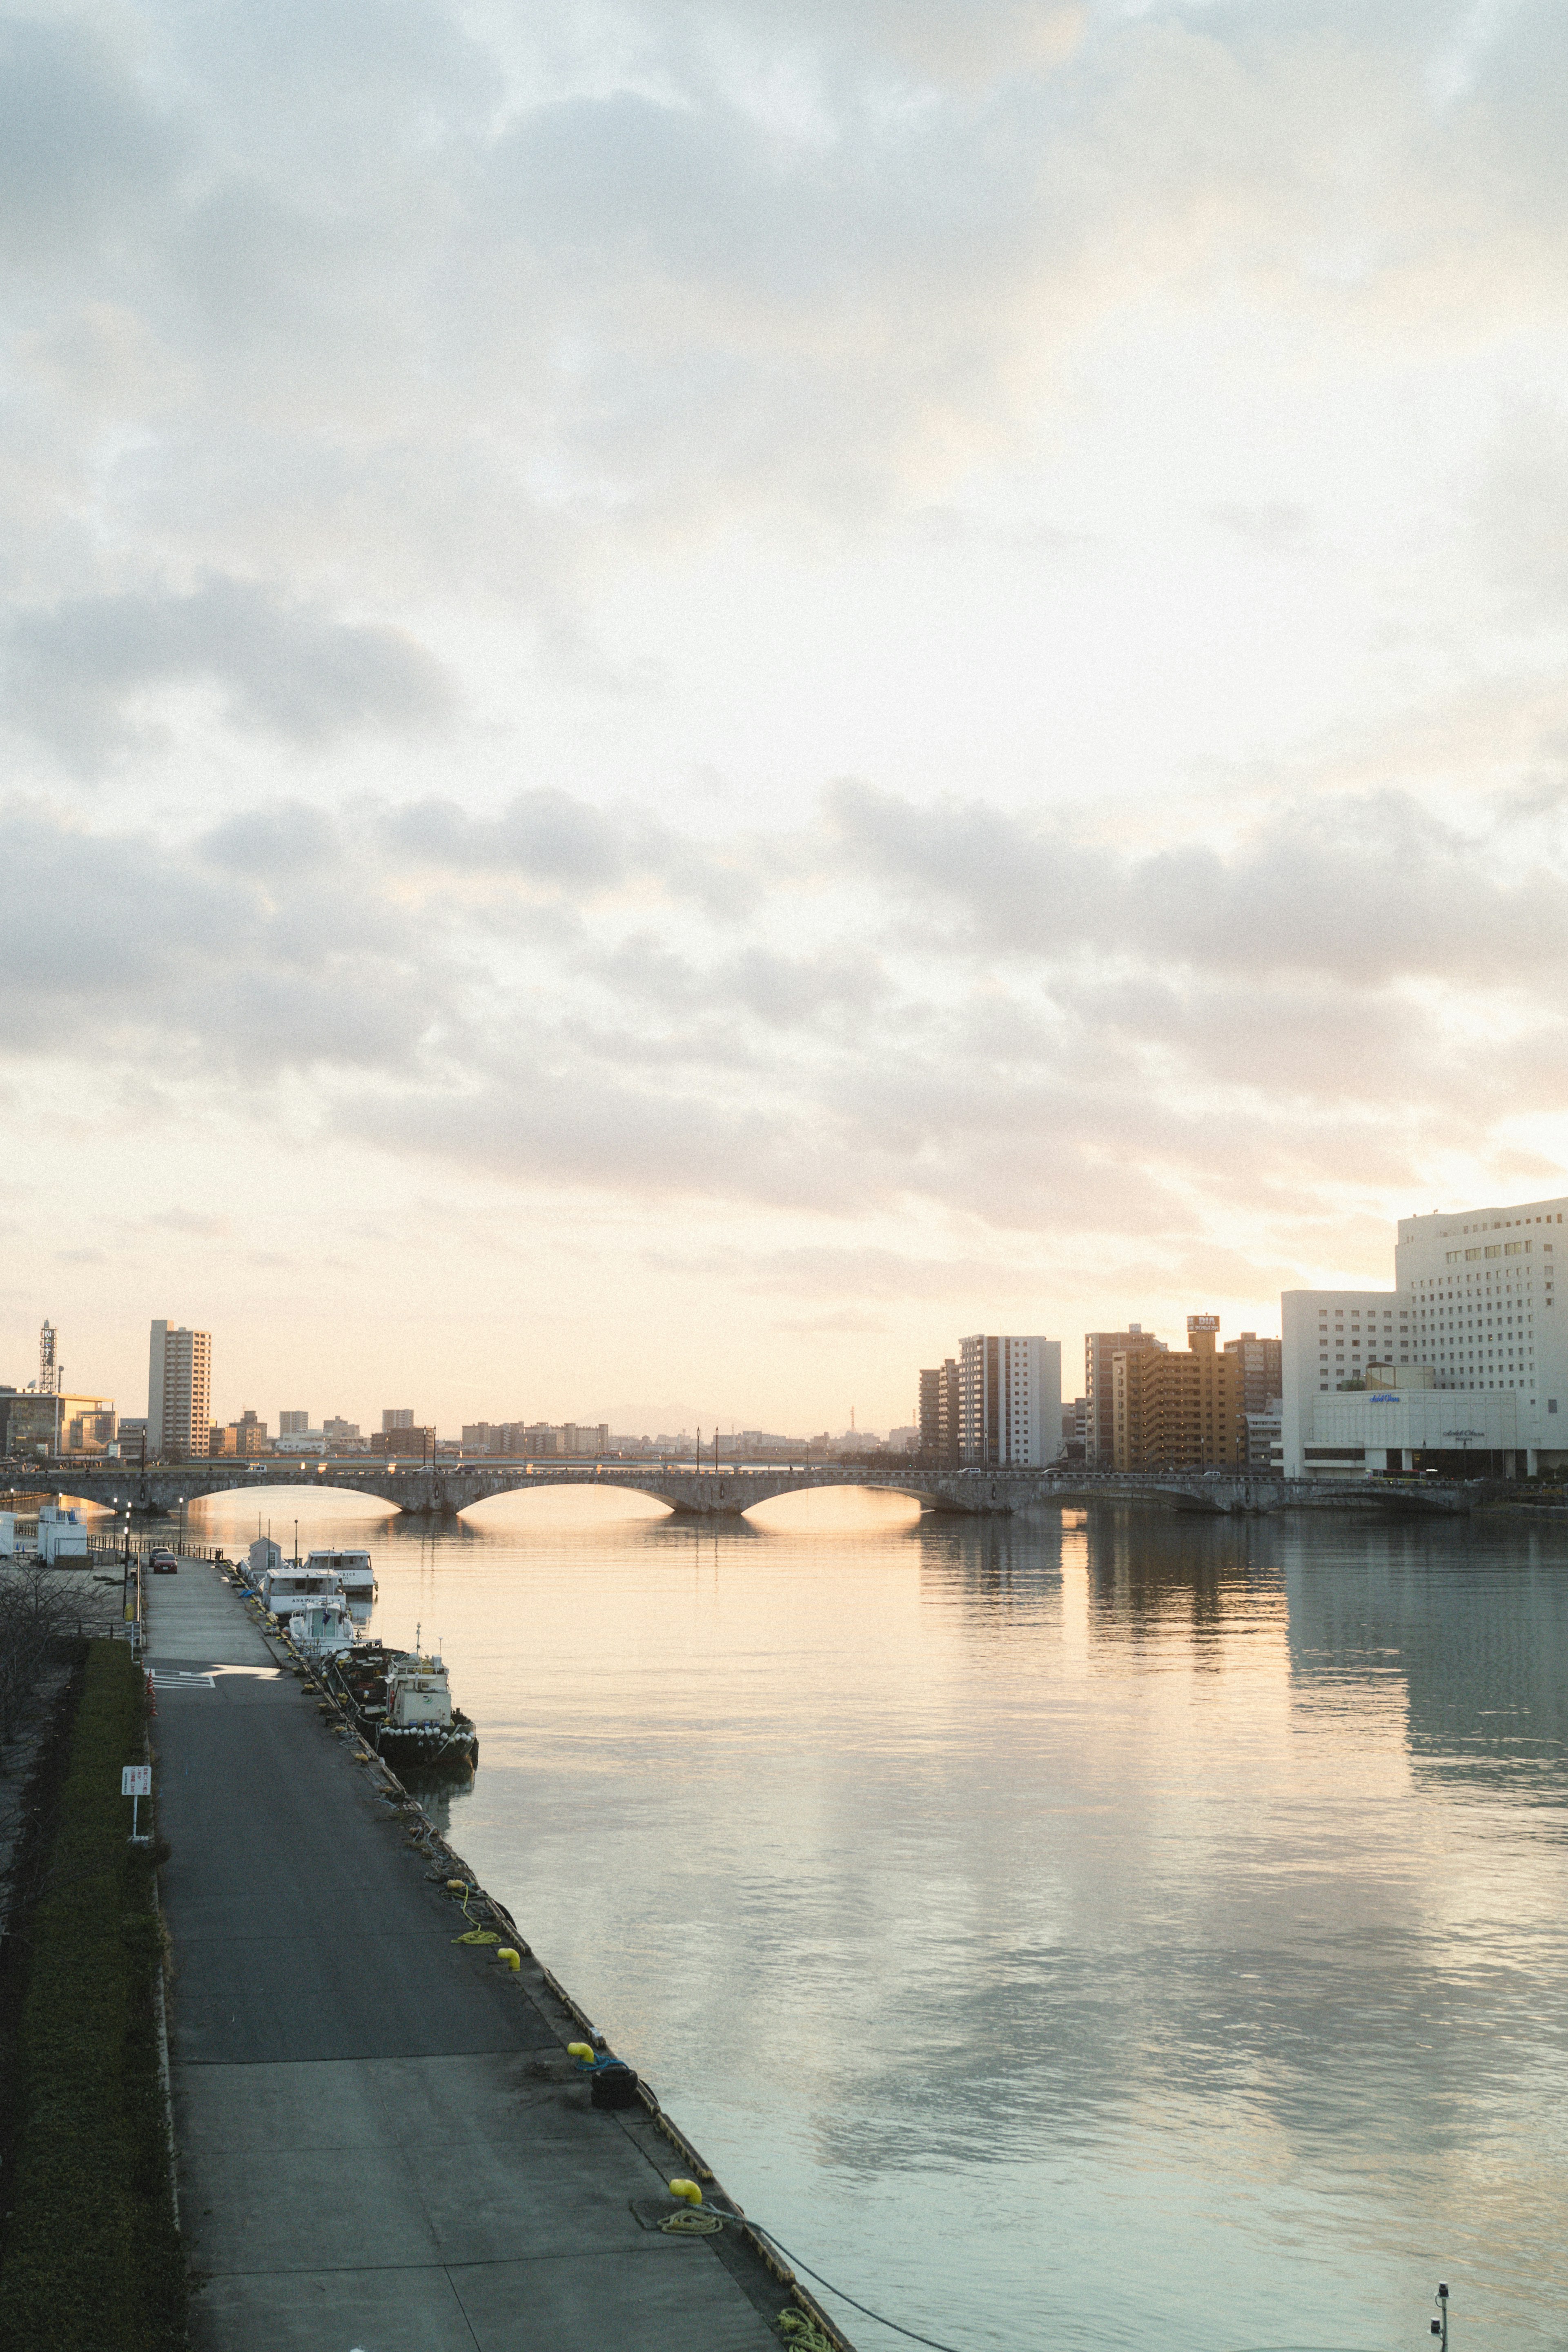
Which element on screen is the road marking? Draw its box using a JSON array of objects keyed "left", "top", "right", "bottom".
[{"left": 149, "top": 1671, "right": 215, "bottom": 1690}]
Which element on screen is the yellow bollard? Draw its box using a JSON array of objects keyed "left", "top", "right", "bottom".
[
  {"left": 668, "top": 2178, "right": 703, "bottom": 2205},
  {"left": 566, "top": 2042, "right": 595, "bottom": 2064},
  {"left": 497, "top": 1947, "right": 521, "bottom": 1971}
]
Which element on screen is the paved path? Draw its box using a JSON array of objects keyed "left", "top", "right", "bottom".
[{"left": 147, "top": 1564, "right": 795, "bottom": 2352}]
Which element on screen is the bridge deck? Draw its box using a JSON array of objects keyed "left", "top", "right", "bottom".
[{"left": 147, "top": 1564, "right": 808, "bottom": 2351}]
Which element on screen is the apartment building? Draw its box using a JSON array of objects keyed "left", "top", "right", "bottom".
[
  {"left": 1223, "top": 1332, "right": 1283, "bottom": 1414},
  {"left": 958, "top": 1335, "right": 1062, "bottom": 1467},
  {"left": 372, "top": 1423, "right": 434, "bottom": 1459},
  {"left": 1084, "top": 1327, "right": 1163, "bottom": 1465},
  {"left": 1283, "top": 1195, "right": 1568, "bottom": 1477},
  {"left": 1111, "top": 1316, "right": 1246, "bottom": 1471},
  {"left": 210, "top": 1409, "right": 270, "bottom": 1459},
  {"left": 147, "top": 1321, "right": 212, "bottom": 1461},
  {"left": 918, "top": 1359, "right": 960, "bottom": 1464}
]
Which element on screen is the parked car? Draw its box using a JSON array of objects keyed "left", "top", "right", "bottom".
[{"left": 149, "top": 1549, "right": 179, "bottom": 1574}]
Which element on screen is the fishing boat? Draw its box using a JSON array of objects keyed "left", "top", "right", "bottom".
[
  {"left": 324, "top": 1638, "right": 478, "bottom": 1776},
  {"left": 288, "top": 1593, "right": 356, "bottom": 1659}
]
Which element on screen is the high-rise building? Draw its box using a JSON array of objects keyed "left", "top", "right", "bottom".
[
  {"left": 382, "top": 1408, "right": 414, "bottom": 1432},
  {"left": 147, "top": 1321, "right": 212, "bottom": 1461},
  {"left": 918, "top": 1359, "right": 960, "bottom": 1463},
  {"left": 279, "top": 1409, "right": 310, "bottom": 1435},
  {"left": 1282, "top": 1194, "right": 1568, "bottom": 1478},
  {"left": 1223, "top": 1332, "right": 1283, "bottom": 1414},
  {"left": 1112, "top": 1316, "right": 1245, "bottom": 1471},
  {"left": 1084, "top": 1326, "right": 1163, "bottom": 1465},
  {"left": 958, "top": 1335, "right": 1062, "bottom": 1467}
]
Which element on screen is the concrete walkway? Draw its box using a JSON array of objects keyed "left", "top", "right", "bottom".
[{"left": 146, "top": 1564, "right": 795, "bottom": 2352}]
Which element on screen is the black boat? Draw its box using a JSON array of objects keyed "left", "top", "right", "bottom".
[{"left": 324, "top": 1639, "right": 479, "bottom": 1776}]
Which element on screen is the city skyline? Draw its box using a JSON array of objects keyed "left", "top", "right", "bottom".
[{"left": 4, "top": 6, "right": 1568, "bottom": 1430}]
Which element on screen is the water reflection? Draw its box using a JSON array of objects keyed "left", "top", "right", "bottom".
[{"left": 180, "top": 1488, "right": 1568, "bottom": 2352}]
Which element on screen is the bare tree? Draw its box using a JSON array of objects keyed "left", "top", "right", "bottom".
[{"left": 0, "top": 1566, "right": 104, "bottom": 1744}]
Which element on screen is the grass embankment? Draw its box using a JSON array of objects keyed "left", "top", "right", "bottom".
[{"left": 0, "top": 1641, "right": 185, "bottom": 2352}]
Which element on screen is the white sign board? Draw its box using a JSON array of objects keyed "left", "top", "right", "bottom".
[{"left": 122, "top": 1765, "right": 151, "bottom": 1797}]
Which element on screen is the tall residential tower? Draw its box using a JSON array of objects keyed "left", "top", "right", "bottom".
[{"left": 147, "top": 1321, "right": 211, "bottom": 1461}]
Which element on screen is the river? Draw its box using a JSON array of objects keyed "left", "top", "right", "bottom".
[{"left": 185, "top": 1483, "right": 1568, "bottom": 2352}]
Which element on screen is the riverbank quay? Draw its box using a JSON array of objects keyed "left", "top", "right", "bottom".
[
  {"left": 0, "top": 1637, "right": 185, "bottom": 2352},
  {"left": 148, "top": 1561, "right": 851, "bottom": 2352}
]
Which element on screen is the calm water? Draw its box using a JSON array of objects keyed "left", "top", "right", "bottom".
[{"left": 186, "top": 1486, "right": 1568, "bottom": 2352}]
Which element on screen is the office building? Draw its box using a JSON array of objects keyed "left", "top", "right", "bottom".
[
  {"left": 918, "top": 1359, "right": 960, "bottom": 1464},
  {"left": 0, "top": 1391, "right": 115, "bottom": 1457},
  {"left": 1060, "top": 1396, "right": 1088, "bottom": 1461},
  {"left": 1223, "top": 1332, "right": 1283, "bottom": 1414},
  {"left": 323, "top": 1418, "right": 362, "bottom": 1449},
  {"left": 1282, "top": 1195, "right": 1568, "bottom": 1478},
  {"left": 1112, "top": 1316, "right": 1246, "bottom": 1470},
  {"left": 1084, "top": 1327, "right": 1163, "bottom": 1465},
  {"left": 148, "top": 1321, "right": 212, "bottom": 1461},
  {"left": 279, "top": 1410, "right": 310, "bottom": 1436},
  {"left": 958, "top": 1335, "right": 1062, "bottom": 1467},
  {"left": 382, "top": 1408, "right": 414, "bottom": 1432}
]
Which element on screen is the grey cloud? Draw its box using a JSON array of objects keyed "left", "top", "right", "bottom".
[
  {"left": 0, "top": 19, "right": 182, "bottom": 266},
  {"left": 824, "top": 779, "right": 1568, "bottom": 984},
  {"left": 6, "top": 0, "right": 1568, "bottom": 703},
  {"left": 2, "top": 762, "right": 1566, "bottom": 1232},
  {"left": 3, "top": 578, "right": 452, "bottom": 767}
]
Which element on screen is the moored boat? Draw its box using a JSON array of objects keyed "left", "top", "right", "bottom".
[
  {"left": 324, "top": 1639, "right": 478, "bottom": 1776},
  {"left": 261, "top": 1561, "right": 343, "bottom": 1622},
  {"left": 303, "top": 1546, "right": 376, "bottom": 1601},
  {"left": 289, "top": 1593, "right": 356, "bottom": 1659}
]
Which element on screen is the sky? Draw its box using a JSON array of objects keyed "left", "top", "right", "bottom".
[{"left": 5, "top": 0, "right": 1568, "bottom": 1439}]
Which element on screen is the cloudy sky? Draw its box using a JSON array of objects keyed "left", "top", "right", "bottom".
[{"left": 4, "top": 0, "right": 1568, "bottom": 1438}]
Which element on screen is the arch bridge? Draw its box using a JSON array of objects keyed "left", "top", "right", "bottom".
[{"left": 21, "top": 1461, "right": 1474, "bottom": 1520}]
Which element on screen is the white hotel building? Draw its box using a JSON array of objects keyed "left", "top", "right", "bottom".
[{"left": 1283, "top": 1195, "right": 1568, "bottom": 1478}]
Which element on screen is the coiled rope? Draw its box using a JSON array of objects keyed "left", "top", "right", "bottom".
[{"left": 667, "top": 2189, "right": 971, "bottom": 2352}]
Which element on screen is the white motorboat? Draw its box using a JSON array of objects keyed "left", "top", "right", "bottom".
[
  {"left": 303, "top": 1547, "right": 377, "bottom": 1602},
  {"left": 289, "top": 1594, "right": 356, "bottom": 1658},
  {"left": 261, "top": 1562, "right": 343, "bottom": 1620}
]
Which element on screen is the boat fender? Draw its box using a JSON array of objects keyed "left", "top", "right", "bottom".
[{"left": 589, "top": 2061, "right": 640, "bottom": 2110}]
